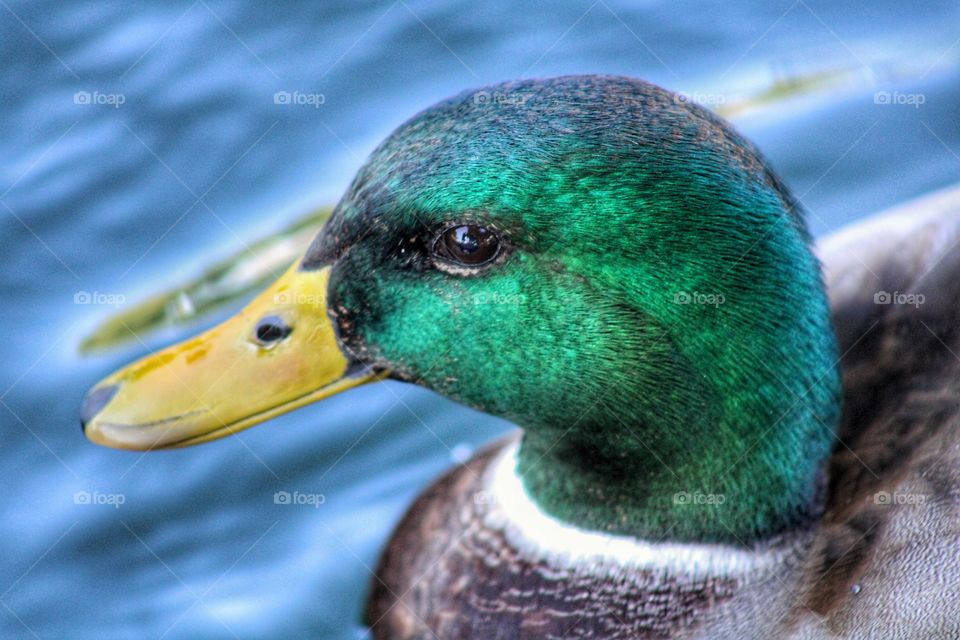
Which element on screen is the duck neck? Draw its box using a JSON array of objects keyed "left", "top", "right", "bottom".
[
  {"left": 515, "top": 416, "right": 827, "bottom": 545},
  {"left": 514, "top": 288, "right": 841, "bottom": 545}
]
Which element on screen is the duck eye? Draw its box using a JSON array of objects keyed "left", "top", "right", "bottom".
[
  {"left": 433, "top": 224, "right": 500, "bottom": 267},
  {"left": 253, "top": 316, "right": 292, "bottom": 347}
]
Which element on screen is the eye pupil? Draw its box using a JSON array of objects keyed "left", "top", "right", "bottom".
[
  {"left": 454, "top": 226, "right": 480, "bottom": 254},
  {"left": 254, "top": 316, "right": 292, "bottom": 345},
  {"left": 435, "top": 223, "right": 500, "bottom": 267}
]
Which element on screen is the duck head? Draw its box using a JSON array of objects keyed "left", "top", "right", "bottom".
[{"left": 83, "top": 75, "right": 841, "bottom": 543}]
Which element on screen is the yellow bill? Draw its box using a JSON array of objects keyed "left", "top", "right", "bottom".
[{"left": 81, "top": 263, "right": 381, "bottom": 450}]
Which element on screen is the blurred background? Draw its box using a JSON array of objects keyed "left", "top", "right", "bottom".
[{"left": 1, "top": 1, "right": 958, "bottom": 637}]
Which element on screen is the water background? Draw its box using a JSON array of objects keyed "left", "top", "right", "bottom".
[{"left": 2, "top": 1, "right": 959, "bottom": 637}]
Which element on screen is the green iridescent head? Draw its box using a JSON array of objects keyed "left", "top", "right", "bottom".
[
  {"left": 85, "top": 75, "right": 841, "bottom": 544},
  {"left": 305, "top": 75, "right": 841, "bottom": 543}
]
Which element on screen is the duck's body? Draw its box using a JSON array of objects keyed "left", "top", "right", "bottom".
[
  {"left": 81, "top": 76, "right": 960, "bottom": 639},
  {"left": 370, "top": 194, "right": 960, "bottom": 639},
  {"left": 368, "top": 435, "right": 811, "bottom": 639}
]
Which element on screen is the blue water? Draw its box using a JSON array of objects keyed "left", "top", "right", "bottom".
[{"left": 2, "top": 1, "right": 958, "bottom": 637}]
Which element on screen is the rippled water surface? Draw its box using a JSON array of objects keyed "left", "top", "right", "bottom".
[{"left": 2, "top": 1, "right": 959, "bottom": 637}]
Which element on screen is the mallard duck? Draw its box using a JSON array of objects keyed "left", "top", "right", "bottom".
[{"left": 81, "top": 75, "right": 960, "bottom": 639}]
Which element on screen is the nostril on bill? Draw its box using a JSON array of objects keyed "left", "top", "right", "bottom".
[{"left": 80, "top": 384, "right": 120, "bottom": 433}]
